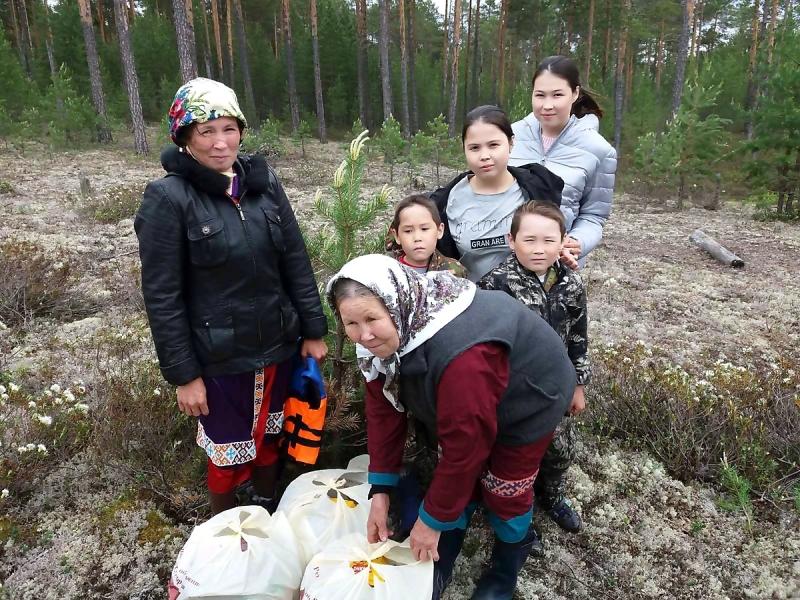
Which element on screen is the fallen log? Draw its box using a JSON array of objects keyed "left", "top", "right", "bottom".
[{"left": 690, "top": 229, "right": 745, "bottom": 268}]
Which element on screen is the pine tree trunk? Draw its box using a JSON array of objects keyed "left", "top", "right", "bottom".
[
  {"left": 282, "top": 0, "right": 300, "bottom": 131},
  {"left": 584, "top": 0, "right": 595, "bottom": 82},
  {"left": 16, "top": 0, "right": 34, "bottom": 76},
  {"left": 378, "top": 0, "right": 394, "bottom": 122},
  {"left": 96, "top": 0, "right": 107, "bottom": 43},
  {"left": 464, "top": 0, "right": 472, "bottom": 113},
  {"left": 225, "top": 0, "right": 234, "bottom": 86},
  {"left": 199, "top": 0, "right": 214, "bottom": 77},
  {"left": 398, "top": 0, "right": 411, "bottom": 136},
  {"left": 112, "top": 0, "right": 149, "bottom": 154},
  {"left": 671, "top": 0, "right": 694, "bottom": 118},
  {"left": 655, "top": 19, "right": 665, "bottom": 91},
  {"left": 613, "top": 0, "right": 630, "bottom": 152},
  {"left": 448, "top": 0, "right": 462, "bottom": 136},
  {"left": 43, "top": 2, "right": 63, "bottom": 113},
  {"left": 602, "top": 0, "right": 611, "bottom": 82},
  {"left": 624, "top": 40, "right": 634, "bottom": 111},
  {"left": 8, "top": 0, "right": 25, "bottom": 73},
  {"left": 310, "top": 0, "right": 327, "bottom": 142},
  {"left": 408, "top": 0, "right": 419, "bottom": 132},
  {"left": 273, "top": 11, "right": 280, "bottom": 59},
  {"left": 173, "top": 0, "right": 198, "bottom": 82},
  {"left": 442, "top": 0, "right": 450, "bottom": 107},
  {"left": 210, "top": 0, "right": 224, "bottom": 76},
  {"left": 232, "top": 0, "right": 256, "bottom": 120},
  {"left": 766, "top": 0, "right": 779, "bottom": 65},
  {"left": 744, "top": 0, "right": 760, "bottom": 139},
  {"left": 497, "top": 0, "right": 508, "bottom": 105},
  {"left": 77, "top": 0, "right": 113, "bottom": 143},
  {"left": 355, "top": 0, "right": 369, "bottom": 128},
  {"left": 469, "top": 0, "right": 481, "bottom": 108}
]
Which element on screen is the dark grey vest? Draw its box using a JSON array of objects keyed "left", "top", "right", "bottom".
[{"left": 398, "top": 290, "right": 575, "bottom": 446}]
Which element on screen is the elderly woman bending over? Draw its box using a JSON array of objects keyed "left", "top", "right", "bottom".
[{"left": 326, "top": 255, "right": 574, "bottom": 600}]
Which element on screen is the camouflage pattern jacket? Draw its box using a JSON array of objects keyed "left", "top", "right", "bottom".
[{"left": 478, "top": 254, "right": 590, "bottom": 384}]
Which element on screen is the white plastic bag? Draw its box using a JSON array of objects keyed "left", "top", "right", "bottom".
[
  {"left": 346, "top": 454, "right": 370, "bottom": 472},
  {"left": 170, "top": 506, "right": 303, "bottom": 600},
  {"left": 299, "top": 534, "right": 433, "bottom": 600},
  {"left": 277, "top": 468, "right": 371, "bottom": 565}
]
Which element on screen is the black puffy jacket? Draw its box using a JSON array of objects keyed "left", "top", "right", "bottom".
[
  {"left": 135, "top": 147, "right": 327, "bottom": 385},
  {"left": 430, "top": 163, "right": 565, "bottom": 259}
]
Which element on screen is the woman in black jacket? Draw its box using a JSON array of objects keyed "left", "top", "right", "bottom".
[{"left": 135, "top": 78, "right": 327, "bottom": 514}]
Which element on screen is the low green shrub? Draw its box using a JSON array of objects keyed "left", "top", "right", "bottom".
[
  {"left": 79, "top": 183, "right": 145, "bottom": 224},
  {"left": 242, "top": 118, "right": 285, "bottom": 159},
  {"left": 0, "top": 240, "right": 100, "bottom": 326},
  {"left": 589, "top": 341, "right": 800, "bottom": 500}
]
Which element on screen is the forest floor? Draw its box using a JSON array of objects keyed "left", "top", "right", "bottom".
[{"left": 0, "top": 136, "right": 798, "bottom": 599}]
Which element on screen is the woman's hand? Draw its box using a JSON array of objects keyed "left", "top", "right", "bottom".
[
  {"left": 569, "top": 384, "right": 586, "bottom": 416},
  {"left": 301, "top": 338, "right": 328, "bottom": 362},
  {"left": 561, "top": 236, "right": 582, "bottom": 271},
  {"left": 177, "top": 377, "right": 209, "bottom": 417},
  {"left": 367, "top": 493, "right": 392, "bottom": 543},
  {"left": 409, "top": 518, "right": 441, "bottom": 562}
]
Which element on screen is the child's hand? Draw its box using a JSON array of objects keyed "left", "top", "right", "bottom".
[{"left": 569, "top": 385, "right": 586, "bottom": 416}]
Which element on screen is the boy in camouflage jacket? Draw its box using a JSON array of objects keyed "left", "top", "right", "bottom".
[{"left": 478, "top": 201, "right": 589, "bottom": 552}]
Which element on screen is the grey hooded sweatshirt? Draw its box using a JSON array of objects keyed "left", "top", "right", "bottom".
[{"left": 509, "top": 113, "right": 617, "bottom": 259}]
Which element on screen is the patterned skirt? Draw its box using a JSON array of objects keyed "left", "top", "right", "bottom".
[{"left": 197, "top": 360, "right": 291, "bottom": 494}]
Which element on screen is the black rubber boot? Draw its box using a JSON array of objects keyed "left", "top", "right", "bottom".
[
  {"left": 470, "top": 528, "right": 537, "bottom": 600},
  {"left": 432, "top": 528, "right": 468, "bottom": 600}
]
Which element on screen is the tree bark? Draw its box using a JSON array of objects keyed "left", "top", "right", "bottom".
[
  {"left": 128, "top": 0, "right": 135, "bottom": 23},
  {"left": 16, "top": 0, "right": 34, "bottom": 76},
  {"left": 766, "top": 0, "right": 779, "bottom": 65},
  {"left": 398, "top": 0, "right": 411, "bottom": 136},
  {"left": 448, "top": 0, "right": 463, "bottom": 136},
  {"left": 613, "top": 0, "right": 630, "bottom": 152},
  {"left": 43, "top": 1, "right": 63, "bottom": 112},
  {"left": 463, "top": 0, "right": 472, "bottom": 114},
  {"left": 282, "top": 0, "right": 300, "bottom": 131},
  {"left": 199, "top": 0, "right": 214, "bottom": 77},
  {"left": 602, "top": 0, "right": 611, "bottom": 82},
  {"left": 408, "top": 0, "right": 419, "bottom": 132},
  {"left": 671, "top": 0, "right": 694, "bottom": 119},
  {"left": 112, "top": 0, "right": 149, "bottom": 154},
  {"left": 584, "top": 0, "right": 595, "bottom": 82},
  {"left": 744, "top": 0, "right": 760, "bottom": 139},
  {"left": 378, "top": 0, "right": 394, "bottom": 122},
  {"left": 355, "top": 0, "right": 369, "bottom": 128},
  {"left": 469, "top": 0, "right": 481, "bottom": 108},
  {"left": 310, "top": 0, "right": 327, "bottom": 142},
  {"left": 173, "top": 0, "right": 198, "bottom": 82},
  {"left": 655, "top": 18, "right": 665, "bottom": 91},
  {"left": 77, "top": 0, "right": 113, "bottom": 143},
  {"left": 273, "top": 11, "right": 280, "bottom": 59},
  {"left": 225, "top": 0, "right": 234, "bottom": 86},
  {"left": 8, "top": 0, "right": 25, "bottom": 73},
  {"left": 624, "top": 40, "right": 634, "bottom": 111},
  {"left": 96, "top": 0, "right": 107, "bottom": 43},
  {"left": 210, "top": 0, "right": 224, "bottom": 76},
  {"left": 497, "top": 0, "right": 508, "bottom": 105},
  {"left": 442, "top": 0, "right": 450, "bottom": 107},
  {"left": 232, "top": 0, "right": 256, "bottom": 120}
]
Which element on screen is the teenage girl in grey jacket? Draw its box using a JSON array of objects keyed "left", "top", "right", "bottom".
[{"left": 509, "top": 55, "right": 617, "bottom": 267}]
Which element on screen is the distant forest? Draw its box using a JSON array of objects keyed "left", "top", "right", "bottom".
[{"left": 1, "top": 0, "right": 798, "bottom": 212}]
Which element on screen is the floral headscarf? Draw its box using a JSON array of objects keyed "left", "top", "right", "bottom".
[
  {"left": 326, "top": 254, "right": 476, "bottom": 411},
  {"left": 167, "top": 77, "right": 247, "bottom": 144}
]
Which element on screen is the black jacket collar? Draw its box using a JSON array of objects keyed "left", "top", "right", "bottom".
[{"left": 160, "top": 146, "right": 271, "bottom": 196}]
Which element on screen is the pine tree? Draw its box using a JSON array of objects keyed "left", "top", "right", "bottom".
[
  {"left": 76, "top": 0, "right": 112, "bottom": 143},
  {"left": 310, "top": 0, "right": 327, "bottom": 143},
  {"left": 113, "top": 0, "right": 149, "bottom": 154},
  {"left": 305, "top": 130, "right": 392, "bottom": 420},
  {"left": 173, "top": 0, "right": 198, "bottom": 82},
  {"left": 378, "top": 116, "right": 406, "bottom": 183}
]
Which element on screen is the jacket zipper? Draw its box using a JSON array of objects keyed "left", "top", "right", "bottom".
[{"left": 233, "top": 191, "right": 263, "bottom": 345}]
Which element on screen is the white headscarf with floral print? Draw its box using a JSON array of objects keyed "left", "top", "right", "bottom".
[{"left": 326, "top": 254, "right": 475, "bottom": 411}]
